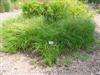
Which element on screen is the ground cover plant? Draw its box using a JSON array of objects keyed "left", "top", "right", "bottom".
[{"left": 1, "top": 0, "right": 95, "bottom": 66}]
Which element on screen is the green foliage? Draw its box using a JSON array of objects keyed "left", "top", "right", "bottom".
[
  {"left": 0, "top": 0, "right": 11, "bottom": 12},
  {"left": 11, "top": 0, "right": 33, "bottom": 10},
  {"left": 11, "top": 0, "right": 18, "bottom": 2},
  {"left": 4, "top": 0, "right": 12, "bottom": 12},
  {"left": 22, "top": 1, "right": 45, "bottom": 17},
  {"left": 0, "top": 0, "right": 5, "bottom": 12},
  {"left": 1, "top": 0, "right": 95, "bottom": 66},
  {"left": 88, "top": 0, "right": 100, "bottom": 3},
  {"left": 79, "top": 0, "right": 100, "bottom": 3},
  {"left": 22, "top": 0, "right": 90, "bottom": 21}
]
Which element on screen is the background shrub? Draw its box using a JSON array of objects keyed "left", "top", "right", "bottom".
[
  {"left": 4, "top": 0, "right": 12, "bottom": 12},
  {"left": 1, "top": 0, "right": 95, "bottom": 66},
  {"left": 22, "top": 0, "right": 90, "bottom": 20},
  {"left": 0, "top": 0, "right": 11, "bottom": 12},
  {"left": 0, "top": 0, "right": 5, "bottom": 12},
  {"left": 79, "top": 0, "right": 100, "bottom": 3},
  {"left": 11, "top": 0, "right": 28, "bottom": 10},
  {"left": 22, "top": 1, "right": 45, "bottom": 17}
]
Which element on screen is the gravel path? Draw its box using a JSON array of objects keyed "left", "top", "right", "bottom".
[
  {"left": 0, "top": 10, "right": 21, "bottom": 21},
  {"left": 0, "top": 12, "right": 100, "bottom": 75}
]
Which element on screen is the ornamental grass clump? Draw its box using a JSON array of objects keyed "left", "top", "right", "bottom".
[{"left": 1, "top": 0, "right": 95, "bottom": 66}]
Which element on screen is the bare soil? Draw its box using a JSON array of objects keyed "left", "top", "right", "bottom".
[{"left": 0, "top": 10, "right": 21, "bottom": 21}]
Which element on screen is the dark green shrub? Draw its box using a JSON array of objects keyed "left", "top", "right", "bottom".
[
  {"left": 79, "top": 0, "right": 100, "bottom": 3},
  {"left": 0, "top": 0, "right": 11, "bottom": 12},
  {"left": 0, "top": 0, "right": 5, "bottom": 12},
  {"left": 88, "top": 0, "right": 100, "bottom": 3},
  {"left": 1, "top": 0, "right": 95, "bottom": 66},
  {"left": 4, "top": 0, "right": 12, "bottom": 12}
]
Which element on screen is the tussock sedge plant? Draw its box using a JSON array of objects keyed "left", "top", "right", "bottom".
[{"left": 1, "top": 0, "right": 95, "bottom": 66}]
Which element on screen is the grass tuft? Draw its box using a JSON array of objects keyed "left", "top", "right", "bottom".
[{"left": 0, "top": 0, "right": 95, "bottom": 66}]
